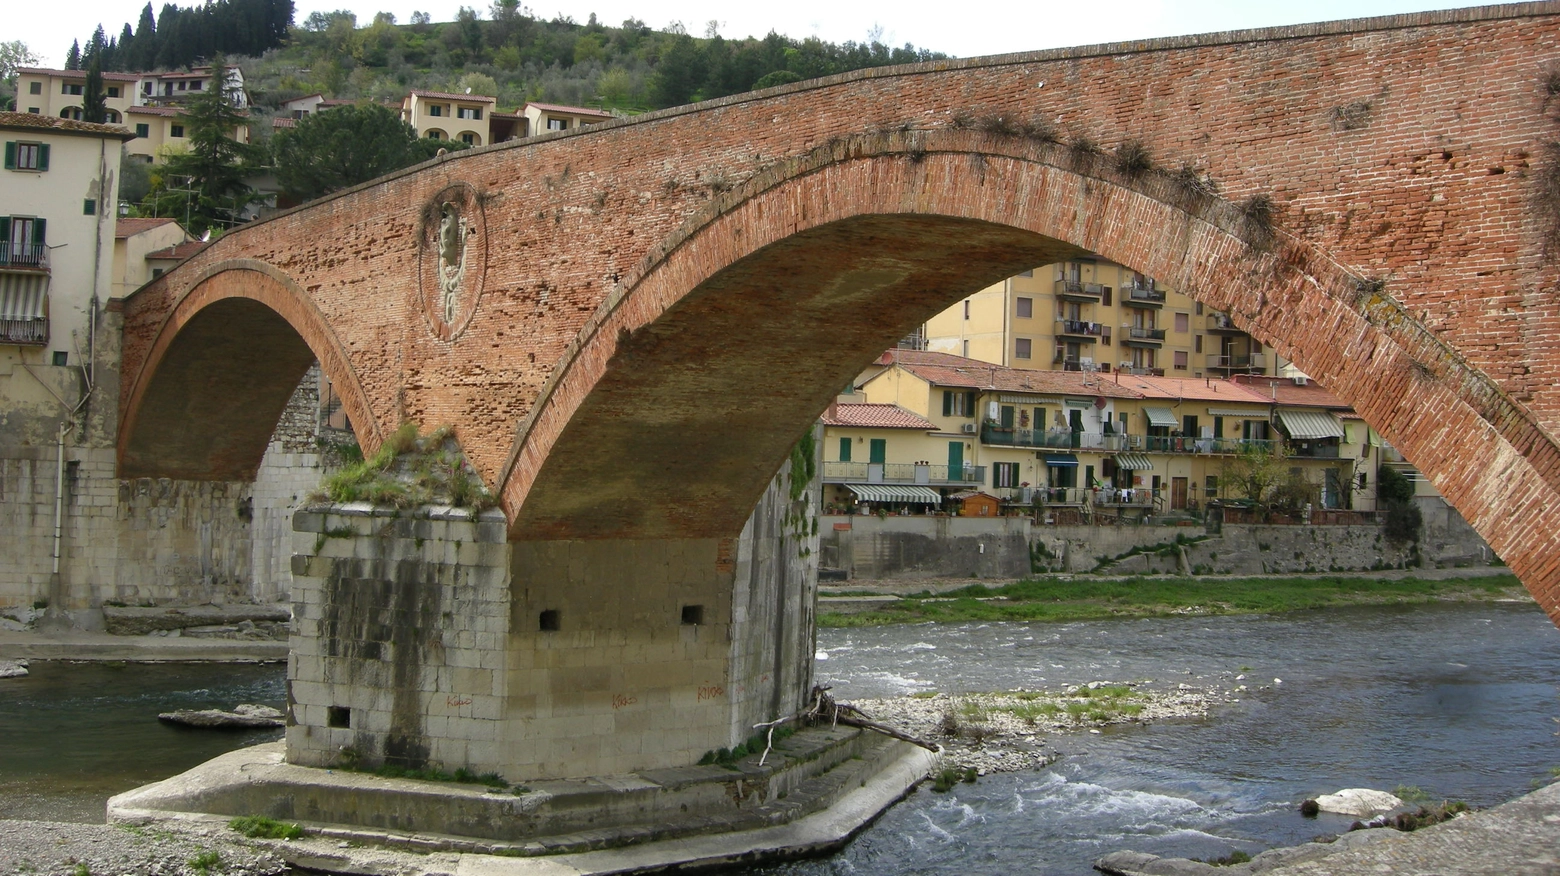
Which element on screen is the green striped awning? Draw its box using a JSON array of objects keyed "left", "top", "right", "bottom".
[
  {"left": 1114, "top": 453, "right": 1153, "bottom": 471},
  {"left": 1143, "top": 406, "right": 1178, "bottom": 428},
  {"left": 844, "top": 485, "right": 942, "bottom": 504},
  {"left": 1043, "top": 454, "right": 1079, "bottom": 467},
  {"left": 1276, "top": 410, "right": 1345, "bottom": 441}
]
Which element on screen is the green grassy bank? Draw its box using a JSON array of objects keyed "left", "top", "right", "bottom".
[{"left": 818, "top": 574, "right": 1527, "bottom": 627}]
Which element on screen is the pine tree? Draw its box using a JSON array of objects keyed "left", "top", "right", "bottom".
[
  {"left": 142, "top": 60, "right": 260, "bottom": 234},
  {"left": 65, "top": 40, "right": 81, "bottom": 70},
  {"left": 130, "top": 3, "right": 157, "bottom": 70}
]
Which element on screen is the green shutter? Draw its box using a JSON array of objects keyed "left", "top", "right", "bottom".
[
  {"left": 3, "top": 142, "right": 14, "bottom": 170},
  {"left": 839, "top": 437, "right": 851, "bottom": 463},
  {"left": 36, "top": 144, "right": 49, "bottom": 171},
  {"left": 869, "top": 439, "right": 886, "bottom": 465},
  {"left": 965, "top": 391, "right": 975, "bottom": 415},
  {"left": 32, "top": 218, "right": 45, "bottom": 246},
  {"left": 942, "top": 391, "right": 952, "bottom": 417}
]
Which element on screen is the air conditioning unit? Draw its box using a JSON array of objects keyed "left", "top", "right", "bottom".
[
  {"left": 961, "top": 423, "right": 978, "bottom": 434},
  {"left": 1293, "top": 376, "right": 1308, "bottom": 386}
]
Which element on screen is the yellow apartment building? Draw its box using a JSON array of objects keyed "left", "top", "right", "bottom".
[
  {"left": 400, "top": 91, "right": 498, "bottom": 146},
  {"left": 110, "top": 217, "right": 191, "bottom": 298},
  {"left": 921, "top": 258, "right": 1276, "bottom": 379}
]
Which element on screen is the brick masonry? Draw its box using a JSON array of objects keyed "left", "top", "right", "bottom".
[{"left": 117, "top": 6, "right": 1560, "bottom": 624}]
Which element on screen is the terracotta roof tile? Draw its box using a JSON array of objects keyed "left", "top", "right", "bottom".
[
  {"left": 17, "top": 66, "right": 141, "bottom": 82},
  {"left": 272, "top": 117, "right": 298, "bottom": 128},
  {"left": 115, "top": 218, "right": 177, "bottom": 238},
  {"left": 886, "top": 352, "right": 1145, "bottom": 399},
  {"left": 1230, "top": 374, "right": 1349, "bottom": 408},
  {"left": 1109, "top": 374, "right": 1273, "bottom": 404},
  {"left": 821, "top": 404, "right": 936, "bottom": 430},
  {"left": 0, "top": 111, "right": 135, "bottom": 140},
  {"left": 523, "top": 101, "right": 614, "bottom": 118},
  {"left": 407, "top": 90, "right": 498, "bottom": 103},
  {"left": 127, "top": 105, "right": 182, "bottom": 117},
  {"left": 146, "top": 240, "right": 209, "bottom": 261}
]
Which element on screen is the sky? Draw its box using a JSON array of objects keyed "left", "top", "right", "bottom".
[{"left": 12, "top": 0, "right": 1479, "bottom": 68}]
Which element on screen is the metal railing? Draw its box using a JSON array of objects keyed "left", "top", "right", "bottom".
[
  {"left": 1118, "top": 365, "right": 1165, "bottom": 377},
  {"left": 0, "top": 241, "right": 50, "bottom": 272},
  {"left": 822, "top": 461, "right": 987, "bottom": 484},
  {"left": 1056, "top": 319, "right": 1105, "bottom": 337},
  {"left": 1291, "top": 443, "right": 1341, "bottom": 459},
  {"left": 1055, "top": 279, "right": 1104, "bottom": 299},
  {"left": 982, "top": 427, "right": 1129, "bottom": 451},
  {"left": 1122, "top": 325, "right": 1166, "bottom": 341},
  {"left": 0, "top": 316, "right": 47, "bottom": 345},
  {"left": 1205, "top": 353, "right": 1267, "bottom": 370},
  {"left": 1093, "top": 488, "right": 1159, "bottom": 507},
  {"left": 1141, "top": 436, "right": 1280, "bottom": 455},
  {"left": 1124, "top": 285, "right": 1165, "bottom": 304}
]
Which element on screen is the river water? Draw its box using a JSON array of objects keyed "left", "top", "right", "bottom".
[{"left": 2, "top": 602, "right": 1557, "bottom": 875}]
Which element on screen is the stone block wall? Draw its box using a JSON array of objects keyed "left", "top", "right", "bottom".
[
  {"left": 287, "top": 455, "right": 820, "bottom": 782},
  {"left": 820, "top": 515, "right": 1034, "bottom": 580},
  {"left": 287, "top": 504, "right": 512, "bottom": 772}
]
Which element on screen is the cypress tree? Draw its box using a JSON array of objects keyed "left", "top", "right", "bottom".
[{"left": 65, "top": 40, "right": 81, "bottom": 70}]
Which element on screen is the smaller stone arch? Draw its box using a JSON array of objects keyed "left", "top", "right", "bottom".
[{"left": 118, "top": 260, "right": 379, "bottom": 481}]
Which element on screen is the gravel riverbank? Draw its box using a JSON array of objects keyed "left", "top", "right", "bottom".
[
  {"left": 0, "top": 819, "right": 288, "bottom": 876},
  {"left": 850, "top": 677, "right": 1247, "bottom": 774}
]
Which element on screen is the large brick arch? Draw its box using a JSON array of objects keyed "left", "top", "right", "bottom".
[
  {"left": 118, "top": 261, "right": 380, "bottom": 480},
  {"left": 502, "top": 133, "right": 1560, "bottom": 621}
]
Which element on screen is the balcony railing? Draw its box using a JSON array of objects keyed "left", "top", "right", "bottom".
[
  {"left": 1056, "top": 319, "right": 1104, "bottom": 338},
  {"left": 0, "top": 316, "right": 47, "bottom": 345},
  {"left": 1121, "top": 325, "right": 1166, "bottom": 342},
  {"left": 1207, "top": 312, "right": 1242, "bottom": 332},
  {"left": 1290, "top": 443, "right": 1341, "bottom": 459},
  {"left": 1140, "top": 436, "right": 1280, "bottom": 455},
  {"left": 1055, "top": 279, "right": 1104, "bottom": 300},
  {"left": 0, "top": 241, "right": 50, "bottom": 273},
  {"left": 1093, "top": 487, "right": 1160, "bottom": 507},
  {"left": 1117, "top": 365, "right": 1165, "bottom": 377},
  {"left": 983, "top": 426, "right": 1127, "bottom": 451},
  {"left": 1124, "top": 285, "right": 1165, "bottom": 305},
  {"left": 823, "top": 461, "right": 986, "bottom": 485},
  {"left": 1206, "top": 353, "right": 1268, "bottom": 371}
]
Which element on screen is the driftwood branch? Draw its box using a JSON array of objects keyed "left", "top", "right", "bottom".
[{"left": 802, "top": 684, "right": 940, "bottom": 753}]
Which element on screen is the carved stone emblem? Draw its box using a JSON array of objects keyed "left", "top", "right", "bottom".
[{"left": 418, "top": 184, "right": 488, "bottom": 341}]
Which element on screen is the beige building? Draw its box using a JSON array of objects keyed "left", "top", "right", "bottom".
[
  {"left": 111, "top": 217, "right": 192, "bottom": 298},
  {"left": 400, "top": 90, "right": 498, "bottom": 146},
  {"left": 1, "top": 111, "right": 131, "bottom": 424},
  {"left": 921, "top": 258, "right": 1276, "bottom": 379},
  {"left": 14, "top": 68, "right": 142, "bottom": 124},
  {"left": 124, "top": 104, "right": 251, "bottom": 164}
]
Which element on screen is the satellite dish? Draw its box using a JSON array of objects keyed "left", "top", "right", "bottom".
[
  {"left": 465, "top": 87, "right": 472, "bottom": 94},
  {"left": 200, "top": 229, "right": 211, "bottom": 242}
]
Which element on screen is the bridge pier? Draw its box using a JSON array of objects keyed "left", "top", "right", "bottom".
[{"left": 286, "top": 462, "right": 817, "bottom": 781}]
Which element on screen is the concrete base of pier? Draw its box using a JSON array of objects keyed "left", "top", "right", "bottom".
[{"left": 108, "top": 728, "right": 937, "bottom": 874}]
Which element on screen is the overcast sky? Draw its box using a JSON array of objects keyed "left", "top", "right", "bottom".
[{"left": 13, "top": 0, "right": 1478, "bottom": 68}]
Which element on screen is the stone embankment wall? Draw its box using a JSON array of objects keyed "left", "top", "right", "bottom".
[
  {"left": 822, "top": 501, "right": 1492, "bottom": 580},
  {"left": 287, "top": 452, "right": 819, "bottom": 781},
  {"left": 0, "top": 362, "right": 326, "bottom": 615}
]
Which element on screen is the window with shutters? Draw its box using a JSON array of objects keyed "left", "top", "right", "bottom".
[
  {"left": 1016, "top": 297, "right": 1032, "bottom": 318},
  {"left": 4, "top": 141, "right": 49, "bottom": 172},
  {"left": 170, "top": 125, "right": 185, "bottom": 138},
  {"left": 838, "top": 437, "right": 851, "bottom": 462},
  {"left": 943, "top": 389, "right": 976, "bottom": 417},
  {"left": 1, "top": 215, "right": 49, "bottom": 271},
  {"left": 1015, "top": 337, "right": 1032, "bottom": 359},
  {"left": 994, "top": 462, "right": 1021, "bottom": 488}
]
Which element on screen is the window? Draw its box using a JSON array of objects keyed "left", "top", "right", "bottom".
[
  {"left": 994, "top": 462, "right": 1021, "bottom": 488},
  {"left": 63, "top": 83, "right": 83, "bottom": 95},
  {"left": 539, "top": 609, "right": 560, "bottom": 631},
  {"left": 83, "top": 199, "right": 96, "bottom": 215},
  {"left": 1174, "top": 351, "right": 1188, "bottom": 370},
  {"left": 60, "top": 108, "right": 82, "bottom": 120},
  {"left": 1174, "top": 312, "right": 1189, "bottom": 333},
  {"left": 135, "top": 123, "right": 149, "bottom": 138},
  {"left": 26, "top": 108, "right": 39, "bottom": 114},
  {"left": 457, "top": 106, "right": 482, "bottom": 120},
  {"left": 1194, "top": 335, "right": 1203, "bottom": 353},
  {"left": 1017, "top": 268, "right": 1033, "bottom": 277},
  {"left": 189, "top": 80, "right": 202, "bottom": 90},
  {"left": 963, "top": 300, "right": 970, "bottom": 319},
  {"left": 547, "top": 117, "right": 567, "bottom": 131},
  {"left": 108, "top": 86, "right": 120, "bottom": 98},
  {"left": 839, "top": 437, "right": 852, "bottom": 462},
  {"left": 461, "top": 133, "right": 476, "bottom": 145},
  {"left": 151, "top": 267, "right": 164, "bottom": 278},
  {"left": 1015, "top": 337, "right": 1032, "bottom": 359},
  {"left": 680, "top": 605, "right": 704, "bottom": 625},
  {"left": 426, "top": 129, "right": 444, "bottom": 140},
  {"left": 143, "top": 82, "right": 153, "bottom": 94},
  {"left": 1195, "top": 302, "right": 1203, "bottom": 315},
  {"left": 104, "top": 111, "right": 120, "bottom": 123},
  {"left": 1016, "top": 297, "right": 1032, "bottom": 318},
  {"left": 177, "top": 81, "right": 187, "bottom": 91},
  {"left": 28, "top": 82, "right": 41, "bottom": 95},
  {"left": 1204, "top": 475, "right": 1218, "bottom": 497},
  {"left": 943, "top": 390, "right": 976, "bottom": 417},
  {"left": 428, "top": 103, "right": 443, "bottom": 116},
  {"left": 52, "top": 351, "right": 68, "bottom": 366},
  {"left": 1101, "top": 286, "right": 1112, "bottom": 306},
  {"left": 4, "top": 142, "right": 48, "bottom": 171},
  {"left": 171, "top": 125, "right": 185, "bottom": 138}
]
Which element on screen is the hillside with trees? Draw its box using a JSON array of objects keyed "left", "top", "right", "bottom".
[{"left": 66, "top": 2, "right": 947, "bottom": 117}]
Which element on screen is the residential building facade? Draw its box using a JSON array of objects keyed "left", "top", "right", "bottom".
[
  {"left": 111, "top": 217, "right": 192, "bottom": 298},
  {"left": 921, "top": 258, "right": 1279, "bottom": 379},
  {"left": 400, "top": 91, "right": 498, "bottom": 146}
]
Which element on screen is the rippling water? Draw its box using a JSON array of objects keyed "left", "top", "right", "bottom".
[
  {"left": 2, "top": 601, "right": 1556, "bottom": 876},
  {"left": 772, "top": 601, "right": 1560, "bottom": 874}
]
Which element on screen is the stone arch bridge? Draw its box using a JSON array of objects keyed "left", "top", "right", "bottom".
[{"left": 116, "top": 5, "right": 1560, "bottom": 780}]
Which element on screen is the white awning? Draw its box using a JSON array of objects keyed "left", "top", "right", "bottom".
[
  {"left": 999, "top": 395, "right": 1062, "bottom": 405},
  {"left": 1114, "top": 453, "right": 1153, "bottom": 471},
  {"left": 845, "top": 484, "right": 942, "bottom": 504},
  {"left": 1276, "top": 410, "right": 1345, "bottom": 441},
  {"left": 0, "top": 274, "right": 47, "bottom": 320},
  {"left": 1143, "top": 406, "right": 1178, "bottom": 428},
  {"left": 1205, "top": 407, "right": 1268, "bottom": 418}
]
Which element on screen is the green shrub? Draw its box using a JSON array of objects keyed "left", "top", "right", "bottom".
[{"left": 229, "top": 815, "right": 303, "bottom": 840}]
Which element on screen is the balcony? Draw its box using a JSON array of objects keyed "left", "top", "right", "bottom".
[
  {"left": 1206, "top": 353, "right": 1268, "bottom": 372},
  {"left": 1093, "top": 487, "right": 1160, "bottom": 507},
  {"left": 1123, "top": 284, "right": 1165, "bottom": 306},
  {"left": 1121, "top": 325, "right": 1166, "bottom": 346},
  {"left": 1207, "top": 312, "right": 1245, "bottom": 333},
  {"left": 1117, "top": 365, "right": 1165, "bottom": 377},
  {"left": 823, "top": 461, "right": 986, "bottom": 486},
  {"left": 1054, "top": 279, "right": 1105, "bottom": 301},
  {"left": 1055, "top": 319, "right": 1104, "bottom": 339},
  {"left": 0, "top": 241, "right": 51, "bottom": 274},
  {"left": 1139, "top": 436, "right": 1281, "bottom": 455},
  {"left": 1290, "top": 443, "right": 1341, "bottom": 459},
  {"left": 0, "top": 316, "right": 47, "bottom": 345},
  {"left": 982, "top": 426, "right": 1130, "bottom": 451}
]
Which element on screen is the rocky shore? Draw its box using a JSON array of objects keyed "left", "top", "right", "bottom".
[
  {"left": 850, "top": 676, "right": 1246, "bottom": 774},
  {"left": 0, "top": 819, "right": 288, "bottom": 876}
]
